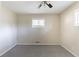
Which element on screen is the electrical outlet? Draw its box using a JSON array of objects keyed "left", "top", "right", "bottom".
[{"left": 35, "top": 41, "right": 40, "bottom": 43}]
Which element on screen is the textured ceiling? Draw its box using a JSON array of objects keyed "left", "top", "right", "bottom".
[{"left": 2, "top": 1, "right": 75, "bottom": 14}]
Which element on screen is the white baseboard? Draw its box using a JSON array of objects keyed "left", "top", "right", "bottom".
[
  {"left": 0, "top": 44, "right": 16, "bottom": 56},
  {"left": 61, "top": 44, "right": 78, "bottom": 57},
  {"left": 1, "top": 43, "right": 78, "bottom": 57},
  {"left": 17, "top": 42, "right": 60, "bottom": 45}
]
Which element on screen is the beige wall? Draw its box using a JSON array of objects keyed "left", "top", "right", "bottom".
[
  {"left": 60, "top": 2, "right": 79, "bottom": 56},
  {"left": 0, "top": 2, "right": 17, "bottom": 56},
  {"left": 1, "top": 1, "right": 79, "bottom": 57},
  {"left": 17, "top": 14, "right": 60, "bottom": 45}
]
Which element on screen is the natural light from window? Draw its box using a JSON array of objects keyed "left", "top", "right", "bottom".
[
  {"left": 74, "top": 9, "right": 79, "bottom": 26},
  {"left": 32, "top": 19, "right": 45, "bottom": 28}
]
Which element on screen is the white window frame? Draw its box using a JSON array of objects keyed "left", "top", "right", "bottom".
[
  {"left": 32, "top": 18, "right": 45, "bottom": 28},
  {"left": 74, "top": 9, "right": 79, "bottom": 26}
]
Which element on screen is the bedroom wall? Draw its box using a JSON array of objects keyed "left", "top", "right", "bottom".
[
  {"left": 0, "top": 2, "right": 17, "bottom": 56},
  {"left": 1, "top": 1, "right": 79, "bottom": 57},
  {"left": 60, "top": 2, "right": 79, "bottom": 56},
  {"left": 17, "top": 14, "right": 60, "bottom": 45}
]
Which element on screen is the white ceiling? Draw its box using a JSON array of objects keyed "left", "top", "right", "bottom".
[{"left": 2, "top": 1, "right": 75, "bottom": 14}]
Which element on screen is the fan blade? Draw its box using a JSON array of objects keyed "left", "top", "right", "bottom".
[
  {"left": 38, "top": 4, "right": 42, "bottom": 8},
  {"left": 47, "top": 3, "right": 53, "bottom": 8}
]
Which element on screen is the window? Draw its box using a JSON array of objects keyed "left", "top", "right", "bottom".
[
  {"left": 74, "top": 9, "right": 79, "bottom": 26},
  {"left": 32, "top": 19, "right": 45, "bottom": 28}
]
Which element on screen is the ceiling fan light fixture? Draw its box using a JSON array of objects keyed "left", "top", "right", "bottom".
[{"left": 38, "top": 1, "right": 53, "bottom": 8}]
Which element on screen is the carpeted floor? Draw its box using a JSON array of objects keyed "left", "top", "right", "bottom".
[{"left": 1, "top": 45, "right": 74, "bottom": 57}]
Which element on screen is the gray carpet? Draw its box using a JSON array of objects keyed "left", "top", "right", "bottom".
[{"left": 1, "top": 45, "right": 74, "bottom": 57}]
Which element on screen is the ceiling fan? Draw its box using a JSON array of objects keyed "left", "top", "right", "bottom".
[{"left": 38, "top": 1, "right": 53, "bottom": 8}]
